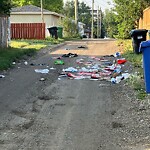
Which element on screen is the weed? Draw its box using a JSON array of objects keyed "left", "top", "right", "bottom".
[
  {"left": 120, "top": 40, "right": 147, "bottom": 100},
  {"left": 0, "top": 48, "right": 37, "bottom": 70},
  {"left": 0, "top": 38, "right": 64, "bottom": 71}
]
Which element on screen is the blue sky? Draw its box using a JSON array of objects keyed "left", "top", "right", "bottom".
[{"left": 63, "top": 0, "right": 114, "bottom": 11}]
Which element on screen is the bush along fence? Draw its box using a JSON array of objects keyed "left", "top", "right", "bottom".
[
  {"left": 0, "top": 16, "right": 9, "bottom": 48},
  {"left": 11, "top": 23, "right": 46, "bottom": 40}
]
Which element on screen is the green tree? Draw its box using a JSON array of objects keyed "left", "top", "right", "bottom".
[
  {"left": 59, "top": 17, "right": 78, "bottom": 38},
  {"left": 63, "top": 0, "right": 91, "bottom": 29},
  {"left": 78, "top": 2, "right": 91, "bottom": 29},
  {"left": 103, "top": 9, "right": 118, "bottom": 38},
  {"left": 63, "top": 1, "right": 74, "bottom": 19},
  {"left": 113, "top": 0, "right": 150, "bottom": 39},
  {"left": 0, "top": 0, "right": 12, "bottom": 15},
  {"left": 11, "top": 0, "right": 63, "bottom": 13},
  {"left": 34, "top": 0, "right": 63, "bottom": 13},
  {"left": 11, "top": 0, "right": 35, "bottom": 7}
]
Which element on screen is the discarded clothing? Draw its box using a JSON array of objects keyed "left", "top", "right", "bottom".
[
  {"left": 78, "top": 46, "right": 86, "bottom": 48},
  {"left": 62, "top": 53, "right": 78, "bottom": 58}
]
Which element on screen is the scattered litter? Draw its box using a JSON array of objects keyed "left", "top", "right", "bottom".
[
  {"left": 50, "top": 67, "right": 56, "bottom": 70},
  {"left": 59, "top": 74, "right": 67, "bottom": 78},
  {"left": 99, "top": 84, "right": 110, "bottom": 87},
  {"left": 111, "top": 73, "right": 130, "bottom": 84},
  {"left": 111, "top": 78, "right": 116, "bottom": 84},
  {"left": 78, "top": 46, "right": 86, "bottom": 48},
  {"left": 105, "top": 64, "right": 116, "bottom": 71},
  {"left": 74, "top": 76, "right": 85, "bottom": 80},
  {"left": 39, "top": 63, "right": 46, "bottom": 66},
  {"left": 12, "top": 62, "right": 16, "bottom": 65},
  {"left": 24, "top": 61, "right": 28, "bottom": 65},
  {"left": 52, "top": 56, "right": 62, "bottom": 59},
  {"left": 54, "top": 60, "right": 64, "bottom": 65},
  {"left": 114, "top": 52, "right": 121, "bottom": 57},
  {"left": 67, "top": 73, "right": 78, "bottom": 78},
  {"left": 35, "top": 69, "right": 49, "bottom": 74},
  {"left": 77, "top": 72, "right": 92, "bottom": 76},
  {"left": 62, "top": 53, "right": 78, "bottom": 58},
  {"left": 117, "top": 59, "right": 127, "bottom": 64},
  {"left": 115, "top": 76, "right": 124, "bottom": 83},
  {"left": 103, "top": 55, "right": 114, "bottom": 57},
  {"left": 65, "top": 48, "right": 70, "bottom": 50},
  {"left": 0, "top": 75, "right": 5, "bottom": 78},
  {"left": 91, "top": 74, "right": 101, "bottom": 79},
  {"left": 57, "top": 54, "right": 129, "bottom": 84},
  {"left": 122, "top": 73, "right": 130, "bottom": 79},
  {"left": 63, "top": 67, "right": 78, "bottom": 72},
  {"left": 30, "top": 63, "right": 35, "bottom": 66},
  {"left": 79, "top": 67, "right": 98, "bottom": 73},
  {"left": 30, "top": 63, "right": 48, "bottom": 66},
  {"left": 40, "top": 78, "right": 46, "bottom": 81},
  {"left": 90, "top": 79, "right": 99, "bottom": 81}
]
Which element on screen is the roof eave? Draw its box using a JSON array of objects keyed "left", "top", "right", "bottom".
[{"left": 11, "top": 12, "right": 64, "bottom": 17}]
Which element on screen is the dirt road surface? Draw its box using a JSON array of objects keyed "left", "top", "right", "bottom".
[{"left": 0, "top": 40, "right": 149, "bottom": 150}]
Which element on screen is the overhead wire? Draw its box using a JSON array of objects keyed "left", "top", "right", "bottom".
[{"left": 79, "top": 0, "right": 112, "bottom": 11}]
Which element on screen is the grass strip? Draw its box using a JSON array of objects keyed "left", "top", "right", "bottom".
[{"left": 0, "top": 48, "right": 36, "bottom": 70}]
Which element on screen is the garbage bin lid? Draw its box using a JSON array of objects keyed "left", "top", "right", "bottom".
[
  {"left": 139, "top": 40, "right": 150, "bottom": 52},
  {"left": 140, "top": 40, "right": 150, "bottom": 47},
  {"left": 47, "top": 26, "right": 58, "bottom": 30},
  {"left": 130, "top": 29, "right": 148, "bottom": 36}
]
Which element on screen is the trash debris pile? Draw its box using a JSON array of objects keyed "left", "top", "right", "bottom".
[
  {"left": 58, "top": 52, "right": 130, "bottom": 84},
  {"left": 3, "top": 51, "right": 130, "bottom": 85}
]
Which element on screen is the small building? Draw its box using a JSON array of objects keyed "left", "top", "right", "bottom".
[
  {"left": 78, "top": 22, "right": 85, "bottom": 36},
  {"left": 10, "top": 5, "right": 63, "bottom": 37}
]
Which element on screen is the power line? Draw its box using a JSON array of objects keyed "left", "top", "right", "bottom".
[{"left": 79, "top": 0, "right": 112, "bottom": 11}]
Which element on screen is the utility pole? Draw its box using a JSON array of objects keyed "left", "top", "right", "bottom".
[
  {"left": 41, "top": 0, "right": 44, "bottom": 23},
  {"left": 75, "top": 0, "right": 78, "bottom": 33},
  {"left": 99, "top": 7, "right": 101, "bottom": 38},
  {"left": 91, "top": 0, "right": 94, "bottom": 38},
  {"left": 97, "top": 6, "right": 99, "bottom": 38}
]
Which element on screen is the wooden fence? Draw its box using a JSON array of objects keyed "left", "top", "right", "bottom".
[
  {"left": 11, "top": 23, "right": 45, "bottom": 40},
  {"left": 139, "top": 7, "right": 150, "bottom": 39},
  {"left": 0, "top": 16, "right": 9, "bottom": 48}
]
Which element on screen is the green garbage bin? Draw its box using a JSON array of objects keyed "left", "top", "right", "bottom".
[{"left": 57, "top": 27, "right": 63, "bottom": 38}]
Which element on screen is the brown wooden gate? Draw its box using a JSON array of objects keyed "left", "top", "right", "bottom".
[{"left": 11, "top": 23, "right": 45, "bottom": 40}]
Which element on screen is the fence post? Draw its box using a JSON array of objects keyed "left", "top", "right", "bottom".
[{"left": 0, "top": 16, "right": 9, "bottom": 48}]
